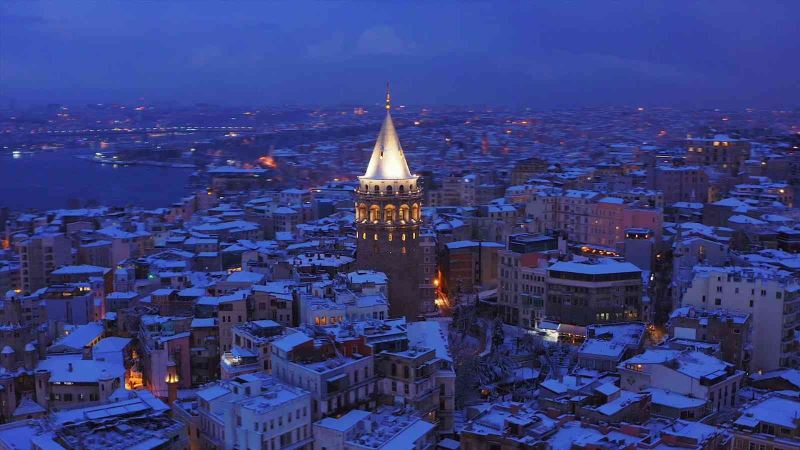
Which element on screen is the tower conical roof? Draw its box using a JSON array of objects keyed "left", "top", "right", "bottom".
[{"left": 362, "top": 110, "right": 414, "bottom": 180}]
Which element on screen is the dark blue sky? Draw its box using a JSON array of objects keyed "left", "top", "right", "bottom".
[{"left": 2, "top": 1, "right": 798, "bottom": 108}]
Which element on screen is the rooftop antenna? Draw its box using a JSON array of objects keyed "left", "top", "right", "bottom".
[{"left": 385, "top": 81, "right": 391, "bottom": 111}]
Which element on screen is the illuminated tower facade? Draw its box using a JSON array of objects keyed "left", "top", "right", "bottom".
[{"left": 355, "top": 86, "right": 429, "bottom": 320}]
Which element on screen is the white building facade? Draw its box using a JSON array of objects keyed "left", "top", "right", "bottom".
[{"left": 680, "top": 266, "right": 800, "bottom": 371}]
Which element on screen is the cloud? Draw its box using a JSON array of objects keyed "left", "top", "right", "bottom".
[
  {"left": 306, "top": 26, "right": 415, "bottom": 62},
  {"left": 507, "top": 50, "right": 697, "bottom": 84},
  {"left": 306, "top": 32, "right": 347, "bottom": 61},
  {"left": 582, "top": 53, "right": 694, "bottom": 81},
  {"left": 0, "top": 13, "right": 47, "bottom": 26},
  {"left": 355, "top": 25, "right": 414, "bottom": 56},
  {"left": 190, "top": 45, "right": 224, "bottom": 68}
]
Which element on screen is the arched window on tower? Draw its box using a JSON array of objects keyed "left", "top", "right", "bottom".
[
  {"left": 386, "top": 185, "right": 393, "bottom": 194},
  {"left": 374, "top": 185, "right": 380, "bottom": 193},
  {"left": 357, "top": 204, "right": 367, "bottom": 222},
  {"left": 398, "top": 185, "right": 405, "bottom": 194},
  {"left": 411, "top": 203, "right": 420, "bottom": 221},
  {"left": 369, "top": 205, "right": 380, "bottom": 222},
  {"left": 399, "top": 204, "right": 410, "bottom": 222},
  {"left": 384, "top": 205, "right": 396, "bottom": 223}
]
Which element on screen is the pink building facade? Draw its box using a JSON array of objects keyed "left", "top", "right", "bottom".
[{"left": 587, "top": 201, "right": 662, "bottom": 249}]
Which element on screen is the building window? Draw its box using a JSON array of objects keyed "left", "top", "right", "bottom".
[{"left": 759, "top": 424, "right": 775, "bottom": 435}]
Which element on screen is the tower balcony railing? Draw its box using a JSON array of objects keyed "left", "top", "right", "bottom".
[
  {"left": 356, "top": 218, "right": 422, "bottom": 226},
  {"left": 356, "top": 190, "right": 423, "bottom": 200}
]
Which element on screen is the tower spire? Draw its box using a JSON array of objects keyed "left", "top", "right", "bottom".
[
  {"left": 362, "top": 84, "right": 413, "bottom": 180},
  {"left": 385, "top": 81, "right": 391, "bottom": 111}
]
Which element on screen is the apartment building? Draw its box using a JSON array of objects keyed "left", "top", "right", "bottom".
[
  {"left": 195, "top": 290, "right": 250, "bottom": 353},
  {"left": 138, "top": 315, "right": 193, "bottom": 399},
  {"left": 498, "top": 233, "right": 565, "bottom": 328},
  {"left": 4, "top": 390, "right": 187, "bottom": 450},
  {"left": 731, "top": 394, "right": 800, "bottom": 450},
  {"left": 271, "top": 331, "right": 376, "bottom": 420},
  {"left": 680, "top": 266, "right": 800, "bottom": 372},
  {"left": 526, "top": 189, "right": 661, "bottom": 248},
  {"left": 685, "top": 134, "right": 751, "bottom": 173},
  {"left": 183, "top": 373, "right": 312, "bottom": 450},
  {"left": 313, "top": 407, "right": 436, "bottom": 450},
  {"left": 34, "top": 354, "right": 125, "bottom": 410},
  {"left": 375, "top": 346, "right": 455, "bottom": 434},
  {"left": 190, "top": 316, "right": 220, "bottom": 386},
  {"left": 668, "top": 306, "right": 751, "bottom": 370},
  {"left": 619, "top": 349, "right": 745, "bottom": 416},
  {"left": 93, "top": 225, "right": 154, "bottom": 265},
  {"left": 545, "top": 258, "right": 643, "bottom": 326},
  {"left": 252, "top": 282, "right": 300, "bottom": 327},
  {"left": 39, "top": 283, "right": 96, "bottom": 327},
  {"left": 221, "top": 320, "right": 285, "bottom": 379},
  {"left": 440, "top": 240, "right": 503, "bottom": 299},
  {"left": 649, "top": 165, "right": 710, "bottom": 205},
  {"left": 17, "top": 232, "right": 72, "bottom": 293},
  {"left": 510, "top": 157, "right": 549, "bottom": 185}
]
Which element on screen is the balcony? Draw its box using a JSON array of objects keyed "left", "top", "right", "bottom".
[
  {"left": 200, "top": 431, "right": 224, "bottom": 449},
  {"left": 357, "top": 190, "right": 422, "bottom": 201},
  {"left": 221, "top": 350, "right": 261, "bottom": 377},
  {"left": 280, "top": 436, "right": 314, "bottom": 450}
]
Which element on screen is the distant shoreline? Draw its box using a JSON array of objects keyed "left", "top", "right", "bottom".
[{"left": 74, "top": 154, "right": 197, "bottom": 169}]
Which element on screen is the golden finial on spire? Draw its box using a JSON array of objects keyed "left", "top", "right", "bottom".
[{"left": 385, "top": 81, "right": 391, "bottom": 111}]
